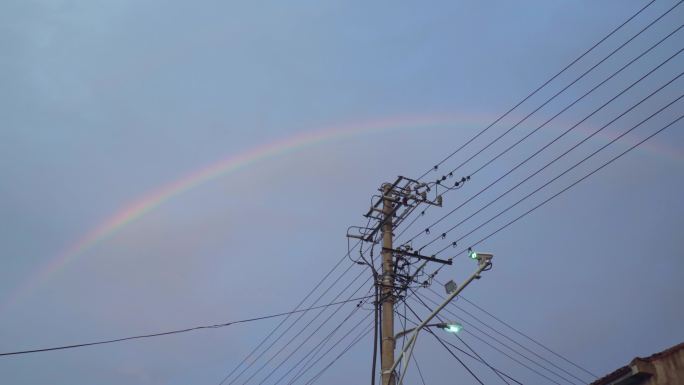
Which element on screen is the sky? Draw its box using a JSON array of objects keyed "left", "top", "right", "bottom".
[{"left": 1, "top": 0, "right": 683, "bottom": 384}]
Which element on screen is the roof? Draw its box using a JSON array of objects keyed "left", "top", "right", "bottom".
[
  {"left": 590, "top": 342, "right": 684, "bottom": 385},
  {"left": 634, "top": 341, "right": 684, "bottom": 364}
]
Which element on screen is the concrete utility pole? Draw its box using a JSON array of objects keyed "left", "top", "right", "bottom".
[
  {"left": 380, "top": 184, "right": 395, "bottom": 385},
  {"left": 348, "top": 176, "right": 448, "bottom": 385}
]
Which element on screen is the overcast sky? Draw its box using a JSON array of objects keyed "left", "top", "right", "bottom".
[{"left": 1, "top": 1, "right": 683, "bottom": 384}]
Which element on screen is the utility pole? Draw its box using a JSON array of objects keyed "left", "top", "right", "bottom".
[
  {"left": 380, "top": 184, "right": 395, "bottom": 385},
  {"left": 347, "top": 176, "right": 453, "bottom": 385}
]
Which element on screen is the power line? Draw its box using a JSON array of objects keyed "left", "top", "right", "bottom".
[
  {"left": 430, "top": 282, "right": 595, "bottom": 380},
  {"left": 223, "top": 250, "right": 375, "bottom": 385},
  {"left": 286, "top": 312, "right": 374, "bottom": 385},
  {"left": 424, "top": 56, "right": 684, "bottom": 254},
  {"left": 370, "top": 100, "right": 682, "bottom": 384},
  {"left": 0, "top": 294, "right": 373, "bottom": 358},
  {"left": 290, "top": 291, "right": 417, "bottom": 384},
  {"left": 411, "top": 350, "right": 428, "bottom": 385},
  {"left": 431, "top": 86, "right": 683, "bottom": 258},
  {"left": 279, "top": 302, "right": 373, "bottom": 385},
  {"left": 418, "top": 288, "right": 585, "bottom": 384},
  {"left": 254, "top": 282, "right": 374, "bottom": 385},
  {"left": 412, "top": 91, "right": 683, "bottom": 294},
  {"left": 427, "top": 329, "right": 487, "bottom": 385},
  {"left": 428, "top": 109, "right": 683, "bottom": 271},
  {"left": 338, "top": 4, "right": 680, "bottom": 385},
  {"left": 397, "top": 2, "right": 682, "bottom": 289},
  {"left": 289, "top": 295, "right": 408, "bottom": 385},
  {"left": 402, "top": 299, "right": 487, "bottom": 385},
  {"left": 237, "top": 269, "right": 374, "bottom": 384},
  {"left": 408, "top": 289, "right": 530, "bottom": 385},
  {"left": 395, "top": 105, "right": 683, "bottom": 385},
  {"left": 456, "top": 332, "right": 512, "bottom": 385},
  {"left": 437, "top": 335, "right": 526, "bottom": 385},
  {"left": 324, "top": 1, "right": 681, "bottom": 383},
  {"left": 396, "top": 109, "right": 684, "bottom": 330},
  {"left": 398, "top": 1, "right": 668, "bottom": 247},
  {"left": 437, "top": 0, "right": 683, "bottom": 181},
  {"left": 396, "top": 306, "right": 408, "bottom": 378},
  {"left": 235, "top": 251, "right": 379, "bottom": 385},
  {"left": 408, "top": 294, "right": 567, "bottom": 385},
  {"left": 458, "top": 294, "right": 597, "bottom": 378},
  {"left": 468, "top": 20, "right": 683, "bottom": 181},
  {"left": 218, "top": 240, "right": 360, "bottom": 384},
  {"left": 397, "top": 1, "right": 665, "bottom": 245},
  {"left": 371, "top": 284, "right": 379, "bottom": 385},
  {"left": 417, "top": 0, "right": 657, "bottom": 180},
  {"left": 304, "top": 321, "right": 374, "bottom": 384},
  {"left": 409, "top": 25, "right": 684, "bottom": 247},
  {"left": 406, "top": 288, "right": 512, "bottom": 385},
  {"left": 394, "top": 206, "right": 428, "bottom": 241},
  {"left": 397, "top": 308, "right": 524, "bottom": 385}
]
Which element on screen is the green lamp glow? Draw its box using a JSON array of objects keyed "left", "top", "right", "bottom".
[{"left": 444, "top": 323, "right": 463, "bottom": 334}]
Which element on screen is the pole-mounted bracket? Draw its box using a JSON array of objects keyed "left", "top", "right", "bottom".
[{"left": 382, "top": 247, "right": 452, "bottom": 265}]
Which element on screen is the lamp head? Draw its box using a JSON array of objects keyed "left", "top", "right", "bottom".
[{"left": 439, "top": 322, "right": 463, "bottom": 334}]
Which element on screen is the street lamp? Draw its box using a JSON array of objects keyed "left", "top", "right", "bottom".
[
  {"left": 440, "top": 322, "right": 463, "bottom": 334},
  {"left": 469, "top": 249, "right": 493, "bottom": 262},
  {"left": 387, "top": 251, "right": 494, "bottom": 385},
  {"left": 395, "top": 322, "right": 463, "bottom": 340}
]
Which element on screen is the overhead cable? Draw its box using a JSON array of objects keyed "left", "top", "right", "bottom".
[
  {"left": 223, "top": 251, "right": 375, "bottom": 385},
  {"left": 397, "top": 308, "right": 524, "bottom": 385},
  {"left": 285, "top": 312, "right": 374, "bottom": 385},
  {"left": 0, "top": 294, "right": 373, "bottom": 358},
  {"left": 409, "top": 28, "right": 684, "bottom": 246},
  {"left": 431, "top": 88, "right": 684, "bottom": 257},
  {"left": 430, "top": 283, "right": 595, "bottom": 380},
  {"left": 459, "top": 294, "right": 598, "bottom": 378},
  {"left": 425, "top": 110, "right": 683, "bottom": 271},
  {"left": 218, "top": 239, "right": 362, "bottom": 384},
  {"left": 417, "top": 289, "right": 584, "bottom": 384},
  {"left": 236, "top": 268, "right": 374, "bottom": 384},
  {"left": 304, "top": 322, "right": 374, "bottom": 384},
  {"left": 425, "top": 59, "right": 684, "bottom": 252},
  {"left": 408, "top": 294, "right": 568, "bottom": 385},
  {"left": 437, "top": 1, "right": 683, "bottom": 181},
  {"left": 402, "top": 300, "right": 487, "bottom": 385},
  {"left": 417, "top": 0, "right": 658, "bottom": 180},
  {"left": 252, "top": 281, "right": 374, "bottom": 385}
]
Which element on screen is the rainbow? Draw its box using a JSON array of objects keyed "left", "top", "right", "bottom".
[
  {"left": 4, "top": 113, "right": 681, "bottom": 311},
  {"left": 2, "top": 114, "right": 474, "bottom": 310}
]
